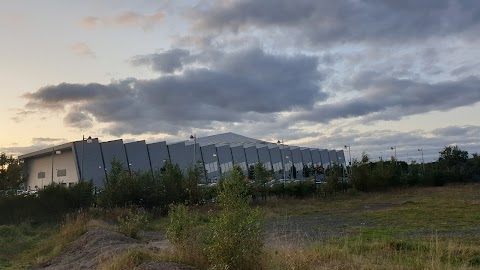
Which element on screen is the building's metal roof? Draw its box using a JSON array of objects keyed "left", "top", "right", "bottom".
[
  {"left": 195, "top": 132, "right": 265, "bottom": 146},
  {"left": 18, "top": 142, "right": 74, "bottom": 159}
]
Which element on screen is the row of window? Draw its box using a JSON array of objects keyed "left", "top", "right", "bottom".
[
  {"left": 37, "top": 169, "right": 67, "bottom": 179},
  {"left": 205, "top": 161, "right": 219, "bottom": 174},
  {"left": 272, "top": 162, "right": 283, "bottom": 172},
  {"left": 220, "top": 161, "right": 234, "bottom": 173}
]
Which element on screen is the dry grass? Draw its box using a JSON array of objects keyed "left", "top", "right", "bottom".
[
  {"left": 3, "top": 185, "right": 480, "bottom": 270},
  {"left": 257, "top": 184, "right": 480, "bottom": 270},
  {"left": 97, "top": 248, "right": 155, "bottom": 270},
  {"left": 263, "top": 236, "right": 480, "bottom": 270}
]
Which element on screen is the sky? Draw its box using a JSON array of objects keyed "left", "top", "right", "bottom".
[{"left": 1, "top": 0, "right": 479, "bottom": 163}]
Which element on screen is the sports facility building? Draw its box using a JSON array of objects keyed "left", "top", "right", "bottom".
[{"left": 19, "top": 132, "right": 346, "bottom": 190}]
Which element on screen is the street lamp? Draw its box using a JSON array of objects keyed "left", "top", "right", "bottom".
[
  {"left": 213, "top": 153, "right": 221, "bottom": 182},
  {"left": 391, "top": 146, "right": 397, "bottom": 165},
  {"left": 285, "top": 155, "right": 293, "bottom": 180},
  {"left": 418, "top": 148, "right": 425, "bottom": 172},
  {"left": 51, "top": 149, "right": 61, "bottom": 184},
  {"left": 81, "top": 136, "right": 93, "bottom": 181},
  {"left": 190, "top": 134, "right": 196, "bottom": 168},
  {"left": 277, "top": 140, "right": 287, "bottom": 186},
  {"left": 344, "top": 145, "right": 352, "bottom": 175}
]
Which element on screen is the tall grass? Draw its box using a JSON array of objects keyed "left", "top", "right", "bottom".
[
  {"left": 264, "top": 235, "right": 480, "bottom": 270},
  {"left": 97, "top": 249, "right": 155, "bottom": 270}
]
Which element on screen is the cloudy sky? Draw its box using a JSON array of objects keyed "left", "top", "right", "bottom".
[{"left": 1, "top": 0, "right": 479, "bottom": 162}]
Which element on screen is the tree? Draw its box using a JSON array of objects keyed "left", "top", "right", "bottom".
[
  {"left": 439, "top": 145, "right": 468, "bottom": 168},
  {"left": 251, "top": 162, "right": 270, "bottom": 202},
  {"left": 0, "top": 153, "right": 24, "bottom": 190},
  {"left": 253, "top": 162, "right": 270, "bottom": 184},
  {"left": 185, "top": 165, "right": 204, "bottom": 204},
  {"left": 248, "top": 165, "right": 255, "bottom": 180},
  {"left": 302, "top": 164, "right": 310, "bottom": 178},
  {"left": 325, "top": 164, "right": 342, "bottom": 194},
  {"left": 438, "top": 146, "right": 469, "bottom": 183}
]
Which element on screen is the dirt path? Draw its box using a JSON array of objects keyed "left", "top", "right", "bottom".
[{"left": 28, "top": 228, "right": 194, "bottom": 270}]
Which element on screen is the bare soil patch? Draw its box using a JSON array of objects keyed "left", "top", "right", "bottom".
[{"left": 28, "top": 228, "right": 193, "bottom": 270}]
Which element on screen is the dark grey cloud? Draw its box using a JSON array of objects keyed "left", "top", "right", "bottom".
[
  {"left": 130, "top": 49, "right": 191, "bottom": 73},
  {"left": 23, "top": 47, "right": 325, "bottom": 136},
  {"left": 190, "top": 0, "right": 480, "bottom": 46},
  {"left": 432, "top": 125, "right": 480, "bottom": 137},
  {"left": 23, "top": 82, "right": 119, "bottom": 110},
  {"left": 297, "top": 75, "right": 480, "bottom": 123},
  {"left": 63, "top": 111, "right": 94, "bottom": 129}
]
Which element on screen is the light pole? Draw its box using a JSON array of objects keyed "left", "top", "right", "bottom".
[
  {"left": 81, "top": 136, "right": 93, "bottom": 181},
  {"left": 190, "top": 134, "right": 196, "bottom": 168},
  {"left": 213, "top": 152, "right": 221, "bottom": 182},
  {"left": 391, "top": 146, "right": 397, "bottom": 165},
  {"left": 51, "top": 148, "right": 61, "bottom": 184},
  {"left": 344, "top": 145, "right": 352, "bottom": 175},
  {"left": 277, "top": 140, "right": 287, "bottom": 185},
  {"left": 285, "top": 155, "right": 293, "bottom": 180},
  {"left": 418, "top": 148, "right": 425, "bottom": 172}
]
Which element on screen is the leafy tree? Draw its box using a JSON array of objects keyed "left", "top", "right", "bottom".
[
  {"left": 185, "top": 165, "right": 204, "bottom": 204},
  {"left": 0, "top": 153, "right": 25, "bottom": 190},
  {"left": 157, "top": 160, "right": 186, "bottom": 207},
  {"left": 314, "top": 165, "right": 324, "bottom": 175},
  {"left": 325, "top": 164, "right": 342, "bottom": 194},
  {"left": 439, "top": 145, "right": 468, "bottom": 169},
  {"left": 247, "top": 165, "right": 255, "bottom": 180},
  {"left": 250, "top": 162, "right": 270, "bottom": 202},
  {"left": 302, "top": 164, "right": 310, "bottom": 178},
  {"left": 252, "top": 162, "right": 270, "bottom": 184},
  {"left": 438, "top": 145, "right": 469, "bottom": 182}
]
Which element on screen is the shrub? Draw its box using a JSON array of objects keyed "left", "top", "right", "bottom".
[
  {"left": 208, "top": 165, "right": 264, "bottom": 270},
  {"left": 166, "top": 204, "right": 209, "bottom": 266},
  {"left": 0, "top": 182, "right": 93, "bottom": 224},
  {"left": 99, "top": 160, "right": 201, "bottom": 213},
  {"left": 116, "top": 208, "right": 148, "bottom": 239},
  {"left": 166, "top": 165, "right": 264, "bottom": 270},
  {"left": 166, "top": 204, "right": 195, "bottom": 246}
]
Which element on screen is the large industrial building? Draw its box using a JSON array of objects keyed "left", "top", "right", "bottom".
[{"left": 19, "top": 132, "right": 346, "bottom": 190}]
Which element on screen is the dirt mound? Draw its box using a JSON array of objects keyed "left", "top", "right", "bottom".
[
  {"left": 29, "top": 228, "right": 141, "bottom": 270},
  {"left": 28, "top": 228, "right": 193, "bottom": 270}
]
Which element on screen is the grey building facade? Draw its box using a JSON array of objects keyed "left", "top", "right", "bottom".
[{"left": 20, "top": 132, "right": 346, "bottom": 189}]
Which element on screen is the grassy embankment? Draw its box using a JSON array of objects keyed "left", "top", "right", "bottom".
[{"left": 2, "top": 184, "right": 480, "bottom": 269}]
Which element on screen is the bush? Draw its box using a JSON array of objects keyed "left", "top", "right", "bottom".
[
  {"left": 99, "top": 160, "right": 203, "bottom": 213},
  {"left": 116, "top": 208, "right": 148, "bottom": 239},
  {"left": 166, "top": 165, "right": 264, "bottom": 270},
  {"left": 0, "top": 182, "right": 93, "bottom": 224},
  {"left": 208, "top": 165, "right": 264, "bottom": 270},
  {"left": 167, "top": 204, "right": 195, "bottom": 246}
]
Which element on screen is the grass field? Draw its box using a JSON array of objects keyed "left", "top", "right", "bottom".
[
  {"left": 1, "top": 184, "right": 479, "bottom": 269},
  {"left": 261, "top": 184, "right": 480, "bottom": 269}
]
